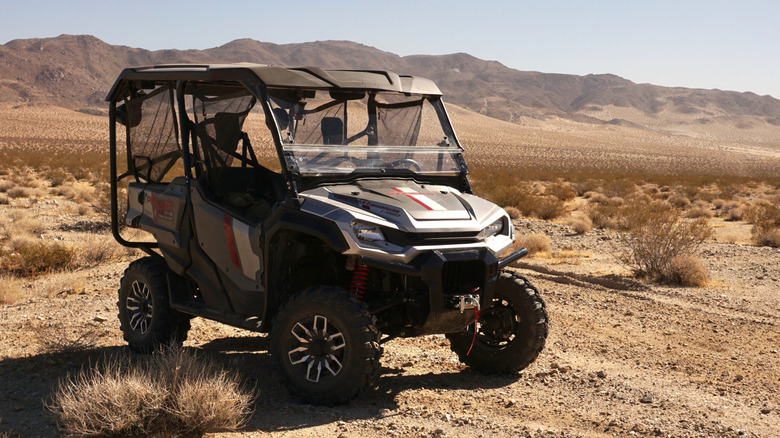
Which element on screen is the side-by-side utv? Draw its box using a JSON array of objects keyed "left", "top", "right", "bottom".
[{"left": 106, "top": 64, "right": 548, "bottom": 405}]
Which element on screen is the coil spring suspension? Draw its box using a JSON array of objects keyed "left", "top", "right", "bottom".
[{"left": 349, "top": 264, "right": 370, "bottom": 301}]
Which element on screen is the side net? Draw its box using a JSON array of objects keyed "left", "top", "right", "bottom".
[{"left": 125, "top": 84, "right": 180, "bottom": 182}]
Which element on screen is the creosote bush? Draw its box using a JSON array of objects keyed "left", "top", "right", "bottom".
[
  {"left": 0, "top": 241, "right": 75, "bottom": 277},
  {"left": 50, "top": 345, "right": 253, "bottom": 437},
  {"left": 747, "top": 202, "right": 780, "bottom": 247},
  {"left": 618, "top": 198, "right": 712, "bottom": 285}
]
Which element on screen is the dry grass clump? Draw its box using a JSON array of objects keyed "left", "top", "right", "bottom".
[
  {"left": 72, "top": 235, "right": 125, "bottom": 266},
  {"left": 50, "top": 345, "right": 253, "bottom": 437},
  {"left": 618, "top": 198, "right": 712, "bottom": 285},
  {"left": 504, "top": 206, "right": 521, "bottom": 220},
  {"left": 53, "top": 181, "right": 96, "bottom": 204},
  {"left": 686, "top": 202, "right": 714, "bottom": 219},
  {"left": 7, "top": 186, "right": 31, "bottom": 199},
  {"left": 0, "top": 194, "right": 8, "bottom": 205},
  {"left": 0, "top": 240, "right": 75, "bottom": 277},
  {"left": 0, "top": 180, "right": 13, "bottom": 193},
  {"left": 514, "top": 233, "right": 551, "bottom": 255},
  {"left": 664, "top": 255, "right": 710, "bottom": 287},
  {"left": 0, "top": 275, "right": 24, "bottom": 305},
  {"left": 5, "top": 211, "right": 46, "bottom": 235},
  {"left": 568, "top": 211, "right": 593, "bottom": 234}
]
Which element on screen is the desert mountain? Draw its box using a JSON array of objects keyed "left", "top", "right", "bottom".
[{"left": 2, "top": 34, "right": 780, "bottom": 136}]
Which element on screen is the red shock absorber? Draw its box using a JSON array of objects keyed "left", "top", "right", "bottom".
[{"left": 349, "top": 264, "right": 370, "bottom": 301}]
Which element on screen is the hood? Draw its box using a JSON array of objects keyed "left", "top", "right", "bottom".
[{"left": 304, "top": 180, "right": 472, "bottom": 223}]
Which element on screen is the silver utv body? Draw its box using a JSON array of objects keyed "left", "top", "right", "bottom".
[{"left": 108, "top": 63, "right": 527, "bottom": 336}]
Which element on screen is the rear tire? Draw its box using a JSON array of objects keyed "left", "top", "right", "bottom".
[
  {"left": 270, "top": 286, "right": 381, "bottom": 405},
  {"left": 117, "top": 257, "right": 191, "bottom": 353},
  {"left": 447, "top": 271, "right": 548, "bottom": 373}
]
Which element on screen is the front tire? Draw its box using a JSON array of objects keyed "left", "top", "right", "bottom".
[
  {"left": 117, "top": 257, "right": 191, "bottom": 353},
  {"left": 447, "top": 271, "right": 548, "bottom": 373},
  {"left": 270, "top": 286, "right": 381, "bottom": 405}
]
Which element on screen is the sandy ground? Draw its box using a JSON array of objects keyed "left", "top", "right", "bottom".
[{"left": 1, "top": 216, "right": 779, "bottom": 438}]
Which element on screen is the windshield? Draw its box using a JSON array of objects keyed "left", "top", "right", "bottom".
[{"left": 266, "top": 89, "right": 464, "bottom": 176}]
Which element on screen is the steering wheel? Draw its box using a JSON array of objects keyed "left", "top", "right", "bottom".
[{"left": 388, "top": 159, "right": 422, "bottom": 172}]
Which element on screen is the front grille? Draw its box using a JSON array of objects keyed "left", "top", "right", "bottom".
[
  {"left": 383, "top": 228, "right": 481, "bottom": 246},
  {"left": 442, "top": 260, "right": 485, "bottom": 295}
]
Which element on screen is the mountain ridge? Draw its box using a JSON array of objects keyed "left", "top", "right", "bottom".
[{"left": 2, "top": 34, "right": 780, "bottom": 133}]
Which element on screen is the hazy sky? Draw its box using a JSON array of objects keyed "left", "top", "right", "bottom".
[{"left": 2, "top": 0, "right": 778, "bottom": 98}]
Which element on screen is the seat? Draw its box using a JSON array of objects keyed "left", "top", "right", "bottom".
[{"left": 321, "top": 117, "right": 344, "bottom": 145}]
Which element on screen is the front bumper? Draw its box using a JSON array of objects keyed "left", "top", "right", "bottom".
[{"left": 361, "top": 247, "right": 528, "bottom": 335}]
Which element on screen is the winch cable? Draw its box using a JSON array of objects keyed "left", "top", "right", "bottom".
[{"left": 466, "top": 306, "right": 480, "bottom": 356}]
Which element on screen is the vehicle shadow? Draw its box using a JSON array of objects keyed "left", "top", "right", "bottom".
[{"left": 197, "top": 335, "right": 523, "bottom": 434}]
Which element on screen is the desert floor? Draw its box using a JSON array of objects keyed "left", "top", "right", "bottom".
[{"left": 1, "top": 215, "right": 778, "bottom": 437}]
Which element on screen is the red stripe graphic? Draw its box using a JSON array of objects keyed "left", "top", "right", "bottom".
[
  {"left": 223, "top": 214, "right": 241, "bottom": 269},
  {"left": 392, "top": 187, "right": 433, "bottom": 210}
]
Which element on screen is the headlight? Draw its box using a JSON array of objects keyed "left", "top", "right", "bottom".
[
  {"left": 483, "top": 218, "right": 505, "bottom": 239},
  {"left": 351, "top": 221, "right": 385, "bottom": 242}
]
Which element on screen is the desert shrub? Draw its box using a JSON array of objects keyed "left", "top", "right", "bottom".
[
  {"left": 686, "top": 204, "right": 714, "bottom": 219},
  {"left": 0, "top": 194, "right": 8, "bottom": 205},
  {"left": 73, "top": 235, "right": 124, "bottom": 267},
  {"left": 572, "top": 178, "right": 602, "bottom": 196},
  {"left": 0, "top": 275, "right": 23, "bottom": 305},
  {"left": 663, "top": 255, "right": 710, "bottom": 286},
  {"left": 601, "top": 178, "right": 637, "bottom": 198},
  {"left": 642, "top": 184, "right": 660, "bottom": 196},
  {"left": 755, "top": 229, "right": 780, "bottom": 248},
  {"left": 514, "top": 233, "right": 551, "bottom": 255},
  {"left": 569, "top": 211, "right": 593, "bottom": 234},
  {"left": 504, "top": 206, "right": 521, "bottom": 220},
  {"left": 748, "top": 202, "right": 780, "bottom": 247},
  {"left": 588, "top": 203, "right": 628, "bottom": 230},
  {"left": 0, "top": 241, "right": 75, "bottom": 277},
  {"left": 668, "top": 194, "right": 691, "bottom": 209},
  {"left": 712, "top": 198, "right": 726, "bottom": 210},
  {"left": 56, "top": 181, "right": 95, "bottom": 204},
  {"left": 618, "top": 199, "right": 712, "bottom": 284},
  {"left": 0, "top": 180, "right": 13, "bottom": 193},
  {"left": 547, "top": 180, "right": 576, "bottom": 202},
  {"left": 532, "top": 195, "right": 567, "bottom": 220},
  {"left": 726, "top": 206, "right": 745, "bottom": 221},
  {"left": 7, "top": 212, "right": 46, "bottom": 235},
  {"left": 50, "top": 345, "right": 253, "bottom": 437},
  {"left": 7, "top": 186, "right": 30, "bottom": 199},
  {"left": 582, "top": 191, "right": 604, "bottom": 201},
  {"left": 44, "top": 168, "right": 75, "bottom": 187}
]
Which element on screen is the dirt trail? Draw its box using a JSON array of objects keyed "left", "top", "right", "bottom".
[{"left": 1, "top": 219, "right": 779, "bottom": 437}]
